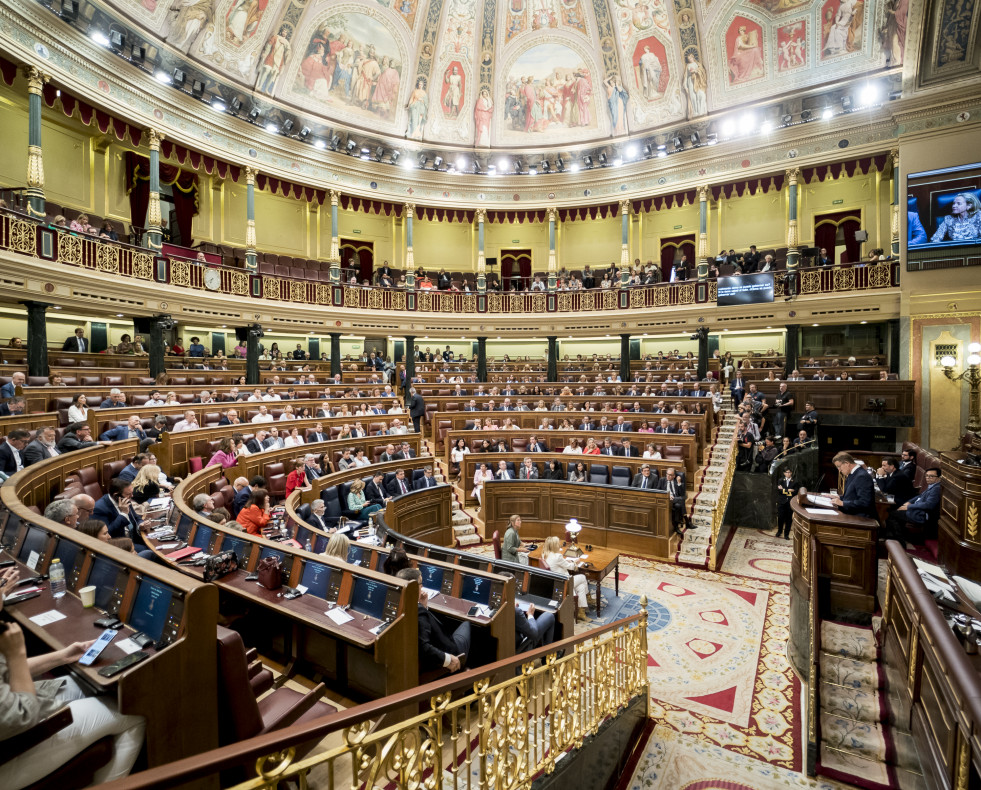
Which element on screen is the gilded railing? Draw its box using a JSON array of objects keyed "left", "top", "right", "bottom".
[
  {"left": 100, "top": 612, "right": 649, "bottom": 790},
  {"left": 707, "top": 431, "right": 739, "bottom": 571},
  {"left": 0, "top": 211, "right": 900, "bottom": 314}
]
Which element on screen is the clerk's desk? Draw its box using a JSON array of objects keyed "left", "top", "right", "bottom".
[
  {"left": 0, "top": 505, "right": 218, "bottom": 774},
  {"left": 153, "top": 467, "right": 516, "bottom": 698}
]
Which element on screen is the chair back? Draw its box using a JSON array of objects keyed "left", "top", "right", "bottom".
[
  {"left": 492, "top": 530, "right": 502, "bottom": 560},
  {"left": 216, "top": 626, "right": 264, "bottom": 743}
]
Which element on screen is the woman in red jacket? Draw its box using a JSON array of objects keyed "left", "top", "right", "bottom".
[
  {"left": 237, "top": 488, "right": 271, "bottom": 535},
  {"left": 285, "top": 459, "right": 308, "bottom": 498}
]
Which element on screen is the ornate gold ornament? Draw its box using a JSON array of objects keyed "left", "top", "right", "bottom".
[
  {"left": 786, "top": 167, "right": 801, "bottom": 186},
  {"left": 10, "top": 220, "right": 37, "bottom": 257},
  {"left": 146, "top": 129, "right": 165, "bottom": 151},
  {"left": 26, "top": 145, "right": 45, "bottom": 190},
  {"left": 245, "top": 219, "right": 257, "bottom": 251},
  {"left": 58, "top": 232, "right": 81, "bottom": 265},
  {"left": 262, "top": 277, "right": 280, "bottom": 300},
  {"left": 26, "top": 67, "right": 48, "bottom": 96},
  {"left": 171, "top": 259, "right": 190, "bottom": 288},
  {"left": 967, "top": 502, "right": 978, "bottom": 541},
  {"left": 786, "top": 219, "right": 799, "bottom": 249},
  {"left": 96, "top": 243, "right": 119, "bottom": 274},
  {"left": 133, "top": 252, "right": 154, "bottom": 280},
  {"left": 245, "top": 166, "right": 257, "bottom": 186},
  {"left": 907, "top": 629, "right": 918, "bottom": 687}
]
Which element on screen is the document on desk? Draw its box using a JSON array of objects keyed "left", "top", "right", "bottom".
[
  {"left": 806, "top": 494, "right": 834, "bottom": 508},
  {"left": 29, "top": 610, "right": 67, "bottom": 626},
  {"left": 326, "top": 607, "right": 354, "bottom": 624},
  {"left": 804, "top": 507, "right": 834, "bottom": 516},
  {"left": 422, "top": 587, "right": 441, "bottom": 600},
  {"left": 913, "top": 557, "right": 950, "bottom": 582}
]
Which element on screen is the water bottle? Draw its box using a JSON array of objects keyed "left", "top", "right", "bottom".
[
  {"left": 304, "top": 538, "right": 313, "bottom": 553},
  {"left": 49, "top": 559, "right": 66, "bottom": 599}
]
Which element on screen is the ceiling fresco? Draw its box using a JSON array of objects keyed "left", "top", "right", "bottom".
[{"left": 100, "top": 0, "right": 906, "bottom": 147}]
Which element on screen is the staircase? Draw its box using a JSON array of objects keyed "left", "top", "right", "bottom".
[
  {"left": 816, "top": 621, "right": 925, "bottom": 790},
  {"left": 676, "top": 409, "right": 738, "bottom": 567},
  {"left": 427, "top": 439, "right": 481, "bottom": 547}
]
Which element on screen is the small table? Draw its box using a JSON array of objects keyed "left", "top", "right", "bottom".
[{"left": 527, "top": 544, "right": 620, "bottom": 615}]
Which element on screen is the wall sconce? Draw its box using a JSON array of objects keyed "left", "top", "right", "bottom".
[{"left": 941, "top": 342, "right": 981, "bottom": 433}]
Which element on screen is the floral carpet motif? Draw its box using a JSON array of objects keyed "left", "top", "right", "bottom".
[{"left": 718, "top": 527, "right": 793, "bottom": 582}]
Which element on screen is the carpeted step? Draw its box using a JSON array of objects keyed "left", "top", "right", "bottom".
[
  {"left": 820, "top": 681, "right": 883, "bottom": 723},
  {"left": 820, "top": 653, "right": 882, "bottom": 691},
  {"left": 821, "top": 713, "right": 886, "bottom": 763},
  {"left": 821, "top": 621, "right": 878, "bottom": 662}
]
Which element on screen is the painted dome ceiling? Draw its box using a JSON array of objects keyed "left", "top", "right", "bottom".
[{"left": 104, "top": 0, "right": 904, "bottom": 150}]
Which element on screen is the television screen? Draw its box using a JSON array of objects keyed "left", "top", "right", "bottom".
[
  {"left": 128, "top": 578, "right": 172, "bottom": 642},
  {"left": 417, "top": 562, "right": 444, "bottom": 591},
  {"left": 176, "top": 514, "right": 194, "bottom": 542},
  {"left": 190, "top": 524, "right": 213, "bottom": 552},
  {"left": 87, "top": 556, "right": 125, "bottom": 610},
  {"left": 258, "top": 546, "right": 286, "bottom": 565},
  {"left": 219, "top": 534, "right": 252, "bottom": 564},
  {"left": 907, "top": 163, "right": 981, "bottom": 249},
  {"left": 17, "top": 526, "right": 48, "bottom": 563},
  {"left": 299, "top": 561, "right": 333, "bottom": 599},
  {"left": 347, "top": 545, "right": 365, "bottom": 566},
  {"left": 717, "top": 272, "right": 774, "bottom": 307},
  {"left": 349, "top": 577, "right": 389, "bottom": 619},
  {"left": 53, "top": 537, "right": 82, "bottom": 575},
  {"left": 459, "top": 573, "right": 491, "bottom": 605},
  {"left": 0, "top": 511, "right": 14, "bottom": 548}
]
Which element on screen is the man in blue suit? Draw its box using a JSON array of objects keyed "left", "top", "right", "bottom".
[
  {"left": 99, "top": 415, "right": 148, "bottom": 444},
  {"left": 908, "top": 211, "right": 927, "bottom": 245},
  {"left": 0, "top": 371, "right": 25, "bottom": 399},
  {"left": 730, "top": 373, "right": 746, "bottom": 405},
  {"left": 829, "top": 452, "right": 877, "bottom": 519},
  {"left": 92, "top": 478, "right": 135, "bottom": 539},
  {"left": 886, "top": 468, "right": 942, "bottom": 544}
]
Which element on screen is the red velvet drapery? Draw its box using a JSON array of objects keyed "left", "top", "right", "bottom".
[
  {"left": 125, "top": 152, "right": 198, "bottom": 244},
  {"left": 659, "top": 235, "right": 695, "bottom": 281},
  {"left": 814, "top": 211, "right": 861, "bottom": 264}
]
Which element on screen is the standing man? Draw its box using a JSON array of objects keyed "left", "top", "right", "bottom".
[
  {"left": 773, "top": 383, "right": 794, "bottom": 438},
  {"left": 658, "top": 468, "right": 691, "bottom": 533},
  {"left": 829, "top": 452, "right": 877, "bottom": 518},
  {"left": 407, "top": 387, "right": 426, "bottom": 434},
  {"left": 63, "top": 327, "right": 88, "bottom": 352},
  {"left": 775, "top": 466, "right": 798, "bottom": 539}
]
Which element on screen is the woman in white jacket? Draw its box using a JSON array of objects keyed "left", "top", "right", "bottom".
[{"left": 542, "top": 535, "right": 590, "bottom": 622}]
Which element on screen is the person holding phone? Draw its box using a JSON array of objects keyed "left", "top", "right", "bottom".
[{"left": 0, "top": 567, "right": 146, "bottom": 787}]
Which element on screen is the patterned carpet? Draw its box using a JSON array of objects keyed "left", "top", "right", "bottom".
[{"left": 718, "top": 527, "right": 794, "bottom": 582}]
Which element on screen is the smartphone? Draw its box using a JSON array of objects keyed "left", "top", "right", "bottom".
[
  {"left": 78, "top": 629, "right": 117, "bottom": 666},
  {"left": 0, "top": 560, "right": 15, "bottom": 568},
  {"left": 467, "top": 605, "right": 480, "bottom": 617},
  {"left": 97, "top": 651, "right": 150, "bottom": 678}
]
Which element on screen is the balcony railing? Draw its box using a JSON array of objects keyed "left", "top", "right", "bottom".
[{"left": 0, "top": 212, "right": 900, "bottom": 314}]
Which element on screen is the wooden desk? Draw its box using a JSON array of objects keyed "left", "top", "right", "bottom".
[{"left": 527, "top": 544, "right": 620, "bottom": 615}]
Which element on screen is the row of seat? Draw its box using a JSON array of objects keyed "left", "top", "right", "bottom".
[
  {"left": 306, "top": 469, "right": 434, "bottom": 526},
  {"left": 480, "top": 460, "right": 646, "bottom": 487}
]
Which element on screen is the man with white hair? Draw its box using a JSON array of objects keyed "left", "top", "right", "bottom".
[
  {"left": 193, "top": 493, "right": 215, "bottom": 517},
  {"left": 172, "top": 410, "right": 199, "bottom": 432},
  {"left": 100, "top": 388, "right": 126, "bottom": 408},
  {"left": 387, "top": 419, "right": 408, "bottom": 436}
]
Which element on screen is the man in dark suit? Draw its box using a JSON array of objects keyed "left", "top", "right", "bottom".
[
  {"left": 22, "top": 427, "right": 61, "bottom": 467},
  {"left": 1, "top": 371, "right": 25, "bottom": 399},
  {"left": 117, "top": 454, "right": 148, "bottom": 483},
  {"left": 306, "top": 500, "right": 330, "bottom": 532},
  {"left": 654, "top": 418, "right": 675, "bottom": 434},
  {"left": 677, "top": 421, "right": 696, "bottom": 436},
  {"left": 730, "top": 374, "right": 746, "bottom": 405},
  {"left": 527, "top": 436, "right": 548, "bottom": 453},
  {"left": 245, "top": 431, "right": 267, "bottom": 455},
  {"left": 514, "top": 601, "right": 556, "bottom": 652},
  {"left": 0, "top": 429, "right": 30, "bottom": 476},
  {"left": 578, "top": 417, "right": 595, "bottom": 430},
  {"left": 92, "top": 478, "right": 134, "bottom": 539},
  {"left": 394, "top": 442, "right": 416, "bottom": 460},
  {"left": 62, "top": 327, "right": 89, "bottom": 352},
  {"left": 414, "top": 467, "right": 439, "bottom": 489},
  {"left": 56, "top": 423, "right": 108, "bottom": 454},
  {"left": 658, "top": 468, "right": 690, "bottom": 532},
  {"left": 387, "top": 469, "right": 412, "bottom": 497},
  {"left": 0, "top": 396, "right": 25, "bottom": 417},
  {"left": 886, "top": 468, "right": 942, "bottom": 543},
  {"left": 742, "top": 245, "right": 761, "bottom": 273},
  {"left": 597, "top": 417, "right": 612, "bottom": 431},
  {"left": 897, "top": 450, "right": 917, "bottom": 481},
  {"left": 812, "top": 369, "right": 831, "bottom": 381},
  {"left": 407, "top": 387, "right": 426, "bottom": 433},
  {"left": 307, "top": 423, "right": 328, "bottom": 443},
  {"left": 620, "top": 439, "right": 639, "bottom": 457},
  {"left": 217, "top": 409, "right": 241, "bottom": 426},
  {"left": 614, "top": 417, "right": 631, "bottom": 432},
  {"left": 463, "top": 400, "right": 480, "bottom": 412},
  {"left": 875, "top": 457, "right": 916, "bottom": 506},
  {"left": 631, "top": 464, "right": 659, "bottom": 489},
  {"left": 600, "top": 439, "right": 618, "bottom": 456},
  {"left": 797, "top": 402, "right": 819, "bottom": 437},
  {"left": 99, "top": 415, "right": 148, "bottom": 445},
  {"left": 816, "top": 247, "right": 832, "bottom": 266},
  {"left": 399, "top": 568, "right": 470, "bottom": 672},
  {"left": 365, "top": 472, "right": 389, "bottom": 507},
  {"left": 303, "top": 455, "right": 324, "bottom": 482},
  {"left": 377, "top": 261, "right": 394, "bottom": 281},
  {"left": 830, "top": 452, "right": 877, "bottom": 518},
  {"left": 379, "top": 443, "right": 398, "bottom": 463}
]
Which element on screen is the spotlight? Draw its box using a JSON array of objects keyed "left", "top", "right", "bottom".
[
  {"left": 888, "top": 89, "right": 902, "bottom": 101},
  {"left": 858, "top": 82, "right": 880, "bottom": 106},
  {"left": 329, "top": 134, "right": 340, "bottom": 149},
  {"left": 498, "top": 157, "right": 510, "bottom": 171},
  {"left": 130, "top": 44, "right": 145, "bottom": 64},
  {"left": 172, "top": 69, "right": 186, "bottom": 88},
  {"left": 60, "top": 0, "right": 79, "bottom": 21},
  {"left": 598, "top": 152, "right": 607, "bottom": 165},
  {"left": 191, "top": 80, "right": 205, "bottom": 98},
  {"left": 672, "top": 136, "right": 684, "bottom": 151},
  {"left": 109, "top": 30, "right": 125, "bottom": 50},
  {"left": 487, "top": 164, "right": 497, "bottom": 175},
  {"left": 264, "top": 121, "right": 278, "bottom": 134},
  {"left": 613, "top": 157, "right": 622, "bottom": 167},
  {"left": 582, "top": 155, "right": 592, "bottom": 168},
  {"left": 432, "top": 155, "right": 443, "bottom": 169},
  {"left": 456, "top": 155, "right": 468, "bottom": 170},
  {"left": 248, "top": 106, "right": 261, "bottom": 121},
  {"left": 800, "top": 110, "right": 813, "bottom": 121},
  {"left": 822, "top": 106, "right": 834, "bottom": 120},
  {"left": 656, "top": 143, "right": 666, "bottom": 151},
  {"left": 390, "top": 149, "right": 400, "bottom": 163},
  {"left": 528, "top": 167, "right": 538, "bottom": 176},
  {"left": 418, "top": 153, "right": 428, "bottom": 167},
  {"left": 739, "top": 112, "right": 755, "bottom": 132},
  {"left": 720, "top": 118, "right": 735, "bottom": 137},
  {"left": 314, "top": 138, "right": 327, "bottom": 149},
  {"left": 298, "top": 126, "right": 310, "bottom": 139},
  {"left": 375, "top": 146, "right": 384, "bottom": 160},
  {"left": 401, "top": 155, "right": 416, "bottom": 169},
  {"left": 540, "top": 159, "right": 550, "bottom": 172},
  {"left": 625, "top": 143, "right": 638, "bottom": 158},
  {"left": 780, "top": 113, "right": 793, "bottom": 125},
  {"left": 154, "top": 70, "right": 172, "bottom": 84},
  {"left": 211, "top": 97, "right": 227, "bottom": 113},
  {"left": 642, "top": 144, "right": 652, "bottom": 157},
  {"left": 556, "top": 157, "right": 564, "bottom": 172},
  {"left": 569, "top": 161, "right": 580, "bottom": 173},
  {"left": 90, "top": 30, "right": 111, "bottom": 48},
  {"left": 282, "top": 119, "right": 294, "bottom": 134},
  {"left": 689, "top": 132, "right": 700, "bottom": 146},
  {"left": 657, "top": 150, "right": 666, "bottom": 158},
  {"left": 760, "top": 120, "right": 773, "bottom": 134},
  {"left": 706, "top": 133, "right": 718, "bottom": 146},
  {"left": 229, "top": 97, "right": 242, "bottom": 114},
  {"left": 472, "top": 160, "right": 481, "bottom": 174},
  {"left": 513, "top": 159, "right": 522, "bottom": 174},
  {"left": 346, "top": 139, "right": 357, "bottom": 153},
  {"left": 841, "top": 95, "right": 853, "bottom": 111},
  {"left": 360, "top": 148, "right": 371, "bottom": 160}
]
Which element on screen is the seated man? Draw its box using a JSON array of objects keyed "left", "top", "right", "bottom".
[
  {"left": 875, "top": 457, "right": 916, "bottom": 506},
  {"left": 886, "top": 468, "right": 942, "bottom": 544},
  {"left": 631, "top": 463, "right": 659, "bottom": 489},
  {"left": 514, "top": 602, "right": 556, "bottom": 653},
  {"left": 398, "top": 567, "right": 470, "bottom": 673}
]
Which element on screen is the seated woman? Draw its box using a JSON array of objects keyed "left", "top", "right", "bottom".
[
  {"left": 131, "top": 464, "right": 164, "bottom": 503},
  {"left": 563, "top": 438, "right": 582, "bottom": 454},
  {"left": 541, "top": 536, "right": 589, "bottom": 622},
  {"left": 582, "top": 437, "right": 600, "bottom": 455},
  {"left": 543, "top": 459, "right": 565, "bottom": 480},
  {"left": 205, "top": 437, "right": 238, "bottom": 469},
  {"left": 322, "top": 532, "right": 350, "bottom": 561},
  {"left": 285, "top": 460, "right": 308, "bottom": 498},
  {"left": 382, "top": 546, "right": 410, "bottom": 576},
  {"left": 472, "top": 462, "right": 493, "bottom": 504},
  {"left": 450, "top": 438, "right": 470, "bottom": 477},
  {"left": 643, "top": 443, "right": 662, "bottom": 460},
  {"left": 347, "top": 479, "right": 382, "bottom": 520},
  {"left": 0, "top": 566, "right": 146, "bottom": 788},
  {"left": 77, "top": 519, "right": 111, "bottom": 542},
  {"left": 237, "top": 488, "right": 272, "bottom": 535},
  {"left": 568, "top": 461, "right": 588, "bottom": 482},
  {"left": 283, "top": 427, "right": 305, "bottom": 448}
]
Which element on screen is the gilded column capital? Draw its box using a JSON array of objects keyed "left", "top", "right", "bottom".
[
  {"left": 329, "top": 189, "right": 340, "bottom": 206},
  {"left": 619, "top": 198, "right": 631, "bottom": 215},
  {"left": 404, "top": 202, "right": 415, "bottom": 218},
  {"left": 146, "top": 129, "right": 165, "bottom": 151},
  {"left": 547, "top": 207, "right": 557, "bottom": 223},
  {"left": 890, "top": 148, "right": 899, "bottom": 165},
  {"left": 786, "top": 167, "right": 801, "bottom": 186},
  {"left": 697, "top": 185, "right": 709, "bottom": 203},
  {"left": 245, "top": 166, "right": 257, "bottom": 185},
  {"left": 475, "top": 208, "right": 486, "bottom": 224},
  {"left": 25, "top": 67, "right": 49, "bottom": 96}
]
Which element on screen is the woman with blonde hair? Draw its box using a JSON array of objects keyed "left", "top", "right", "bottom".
[
  {"left": 323, "top": 532, "right": 350, "bottom": 560},
  {"left": 542, "top": 535, "right": 589, "bottom": 621},
  {"left": 131, "top": 464, "right": 164, "bottom": 503},
  {"left": 347, "top": 479, "right": 382, "bottom": 519}
]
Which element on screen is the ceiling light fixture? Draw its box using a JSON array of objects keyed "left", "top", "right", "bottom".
[
  {"left": 625, "top": 143, "right": 638, "bottom": 158},
  {"left": 314, "top": 138, "right": 327, "bottom": 150},
  {"left": 569, "top": 161, "right": 580, "bottom": 173},
  {"left": 540, "top": 159, "right": 550, "bottom": 173},
  {"left": 781, "top": 113, "right": 793, "bottom": 124},
  {"left": 172, "top": 69, "right": 186, "bottom": 88},
  {"left": 800, "top": 109, "right": 813, "bottom": 121},
  {"left": 598, "top": 152, "right": 608, "bottom": 165},
  {"left": 672, "top": 136, "right": 684, "bottom": 151},
  {"left": 298, "top": 126, "right": 310, "bottom": 139},
  {"left": 760, "top": 120, "right": 773, "bottom": 134},
  {"left": 706, "top": 133, "right": 718, "bottom": 146},
  {"left": 456, "top": 155, "right": 468, "bottom": 170},
  {"left": 858, "top": 82, "right": 880, "bottom": 107},
  {"left": 247, "top": 106, "right": 261, "bottom": 122},
  {"left": 498, "top": 157, "right": 510, "bottom": 171},
  {"left": 264, "top": 121, "right": 278, "bottom": 134},
  {"left": 841, "top": 95, "right": 853, "bottom": 111},
  {"left": 528, "top": 167, "right": 538, "bottom": 176},
  {"left": 282, "top": 119, "right": 294, "bottom": 134},
  {"left": 229, "top": 97, "right": 242, "bottom": 114},
  {"left": 89, "top": 30, "right": 111, "bottom": 48},
  {"left": 154, "top": 70, "right": 172, "bottom": 84},
  {"left": 822, "top": 106, "right": 834, "bottom": 120},
  {"left": 432, "top": 155, "right": 443, "bottom": 169},
  {"left": 556, "top": 157, "right": 564, "bottom": 172},
  {"left": 211, "top": 97, "right": 227, "bottom": 113},
  {"left": 390, "top": 149, "right": 400, "bottom": 163},
  {"left": 689, "top": 132, "right": 700, "bottom": 146},
  {"left": 191, "top": 80, "right": 205, "bottom": 98},
  {"left": 345, "top": 140, "right": 357, "bottom": 153},
  {"left": 129, "top": 44, "right": 145, "bottom": 64}
]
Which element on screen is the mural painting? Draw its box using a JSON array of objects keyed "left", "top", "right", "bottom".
[
  {"left": 776, "top": 20, "right": 806, "bottom": 70},
  {"left": 502, "top": 43, "right": 597, "bottom": 137},
  {"left": 166, "top": 0, "right": 216, "bottom": 52},
  {"left": 632, "top": 36, "right": 668, "bottom": 99},
  {"left": 441, "top": 60, "right": 466, "bottom": 117},
  {"left": 747, "top": 0, "right": 810, "bottom": 13},
  {"left": 821, "top": 0, "right": 864, "bottom": 58},
  {"left": 474, "top": 87, "right": 494, "bottom": 145},
  {"left": 683, "top": 52, "right": 708, "bottom": 118},
  {"left": 726, "top": 16, "right": 765, "bottom": 85},
  {"left": 614, "top": 0, "right": 671, "bottom": 43},
  {"left": 883, "top": 0, "right": 908, "bottom": 64},
  {"left": 291, "top": 13, "right": 403, "bottom": 120},
  {"left": 506, "top": 0, "right": 587, "bottom": 42},
  {"left": 225, "top": 0, "right": 268, "bottom": 45},
  {"left": 257, "top": 25, "right": 292, "bottom": 93},
  {"left": 407, "top": 77, "right": 428, "bottom": 138}
]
